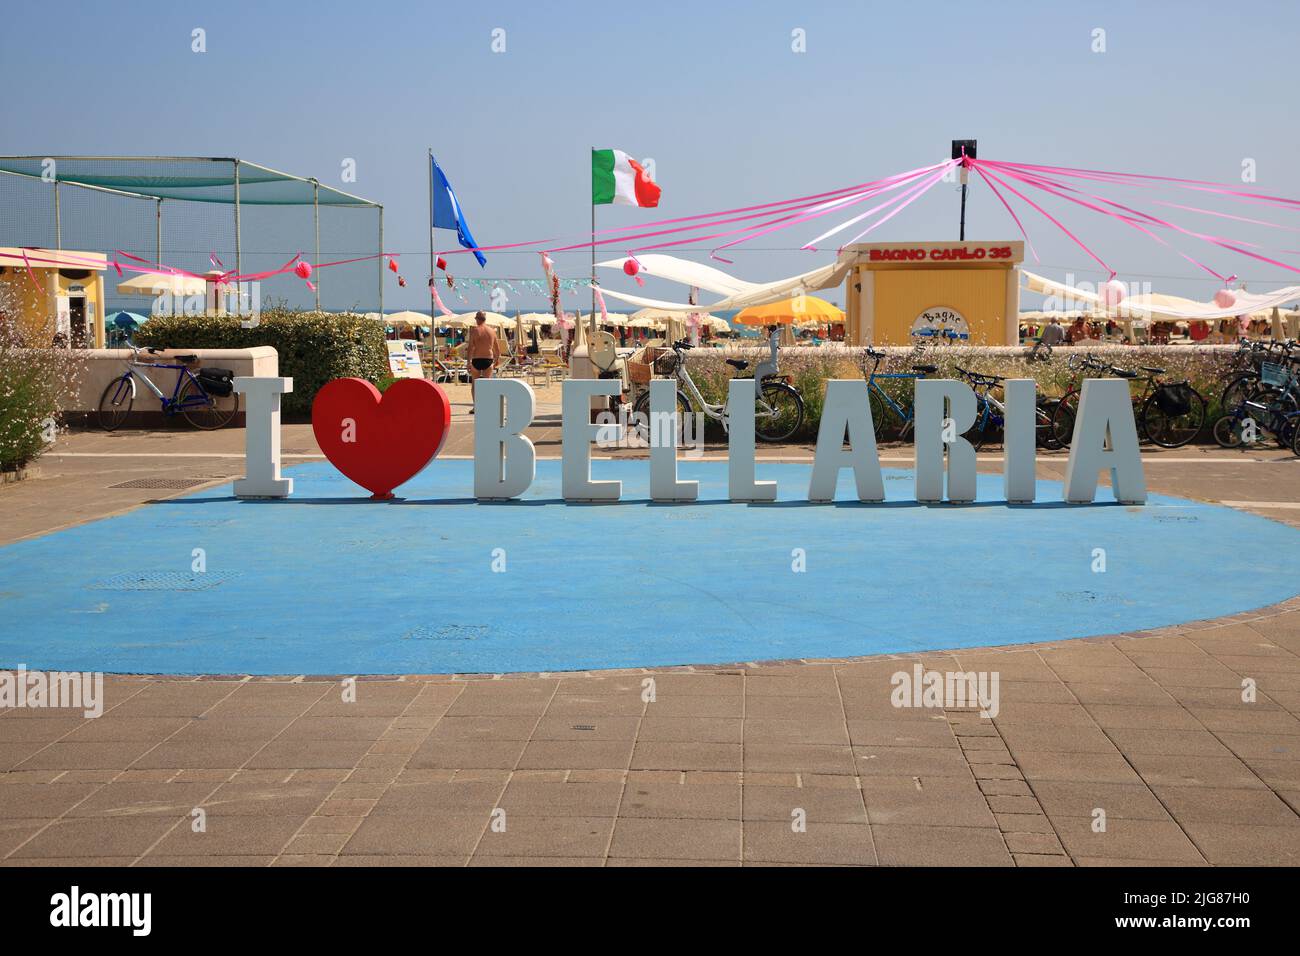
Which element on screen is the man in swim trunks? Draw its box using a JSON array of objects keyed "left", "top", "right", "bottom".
[{"left": 465, "top": 310, "right": 500, "bottom": 413}]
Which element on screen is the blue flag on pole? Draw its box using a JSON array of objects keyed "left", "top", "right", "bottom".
[{"left": 430, "top": 155, "right": 486, "bottom": 268}]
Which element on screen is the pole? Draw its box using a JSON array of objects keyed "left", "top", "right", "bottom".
[
  {"left": 436, "top": 147, "right": 441, "bottom": 316},
  {"left": 312, "top": 180, "right": 320, "bottom": 311},
  {"left": 53, "top": 181, "right": 61, "bottom": 250},
  {"left": 155, "top": 199, "right": 162, "bottom": 264},
  {"left": 959, "top": 168, "right": 968, "bottom": 241},
  {"left": 590, "top": 146, "right": 597, "bottom": 338},
  {"left": 233, "top": 160, "right": 242, "bottom": 316},
  {"left": 378, "top": 205, "right": 384, "bottom": 318}
]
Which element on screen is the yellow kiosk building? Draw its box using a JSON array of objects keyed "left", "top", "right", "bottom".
[
  {"left": 0, "top": 247, "right": 108, "bottom": 347},
  {"left": 842, "top": 240, "right": 1024, "bottom": 346}
]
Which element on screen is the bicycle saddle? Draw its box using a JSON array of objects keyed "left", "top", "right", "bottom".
[
  {"left": 912, "top": 364, "right": 938, "bottom": 374},
  {"left": 726, "top": 359, "right": 749, "bottom": 370},
  {"left": 1141, "top": 366, "right": 1165, "bottom": 375},
  {"left": 175, "top": 354, "right": 198, "bottom": 363},
  {"left": 1112, "top": 368, "right": 1139, "bottom": 378}
]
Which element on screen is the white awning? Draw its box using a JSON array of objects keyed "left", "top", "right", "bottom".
[{"left": 596, "top": 254, "right": 854, "bottom": 314}]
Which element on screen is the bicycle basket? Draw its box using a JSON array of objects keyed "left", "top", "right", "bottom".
[
  {"left": 1261, "top": 362, "right": 1292, "bottom": 388},
  {"left": 653, "top": 351, "right": 679, "bottom": 374},
  {"left": 1154, "top": 382, "right": 1193, "bottom": 417},
  {"left": 197, "top": 367, "right": 235, "bottom": 397}
]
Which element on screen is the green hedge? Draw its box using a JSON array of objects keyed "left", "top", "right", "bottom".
[{"left": 135, "top": 307, "right": 388, "bottom": 416}]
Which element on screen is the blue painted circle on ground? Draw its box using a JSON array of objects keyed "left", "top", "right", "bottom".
[{"left": 1, "top": 459, "right": 1298, "bottom": 675}]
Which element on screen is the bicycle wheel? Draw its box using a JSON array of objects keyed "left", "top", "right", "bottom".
[
  {"left": 97, "top": 376, "right": 134, "bottom": 431},
  {"left": 179, "top": 379, "right": 240, "bottom": 430},
  {"left": 1212, "top": 414, "right": 1245, "bottom": 449},
  {"left": 631, "top": 388, "right": 692, "bottom": 447},
  {"left": 1049, "top": 391, "right": 1078, "bottom": 448},
  {"left": 868, "top": 388, "right": 889, "bottom": 439},
  {"left": 1141, "top": 385, "right": 1206, "bottom": 448},
  {"left": 1292, "top": 414, "right": 1300, "bottom": 458},
  {"left": 962, "top": 396, "right": 989, "bottom": 451},
  {"left": 1220, "top": 373, "right": 1257, "bottom": 415},
  {"left": 1034, "top": 403, "right": 1055, "bottom": 448},
  {"left": 755, "top": 381, "right": 804, "bottom": 443}
]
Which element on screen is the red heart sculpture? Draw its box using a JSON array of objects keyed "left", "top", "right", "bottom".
[{"left": 312, "top": 378, "right": 451, "bottom": 499}]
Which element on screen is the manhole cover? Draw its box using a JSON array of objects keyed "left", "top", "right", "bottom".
[
  {"left": 89, "top": 570, "right": 242, "bottom": 591},
  {"left": 403, "top": 624, "right": 488, "bottom": 641},
  {"left": 109, "top": 477, "right": 210, "bottom": 490},
  {"left": 1056, "top": 590, "right": 1100, "bottom": 603}
]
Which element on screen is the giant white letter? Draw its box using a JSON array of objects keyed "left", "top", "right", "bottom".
[
  {"left": 727, "top": 378, "right": 776, "bottom": 502},
  {"left": 649, "top": 379, "right": 697, "bottom": 502},
  {"left": 562, "top": 378, "right": 621, "bottom": 501},
  {"left": 1064, "top": 379, "right": 1147, "bottom": 504},
  {"left": 1002, "top": 378, "right": 1037, "bottom": 504},
  {"left": 914, "top": 379, "right": 976, "bottom": 504},
  {"left": 808, "top": 380, "right": 884, "bottom": 502},
  {"left": 234, "top": 376, "right": 292, "bottom": 498},
  {"left": 475, "top": 378, "right": 536, "bottom": 499}
]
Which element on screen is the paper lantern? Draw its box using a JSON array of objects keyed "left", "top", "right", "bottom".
[
  {"left": 293, "top": 260, "right": 312, "bottom": 280},
  {"left": 435, "top": 256, "right": 447, "bottom": 271},
  {"left": 1099, "top": 278, "right": 1126, "bottom": 308},
  {"left": 397, "top": 276, "right": 407, "bottom": 287},
  {"left": 388, "top": 258, "right": 399, "bottom": 274},
  {"left": 1214, "top": 288, "right": 1237, "bottom": 309},
  {"left": 623, "top": 258, "right": 640, "bottom": 277}
]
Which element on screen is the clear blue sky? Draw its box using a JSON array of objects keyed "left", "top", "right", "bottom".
[{"left": 3, "top": 0, "right": 1299, "bottom": 310}]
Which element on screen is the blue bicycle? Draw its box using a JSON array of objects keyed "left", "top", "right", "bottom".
[
  {"left": 97, "top": 341, "right": 239, "bottom": 431},
  {"left": 862, "top": 345, "right": 937, "bottom": 439},
  {"left": 956, "top": 367, "right": 1055, "bottom": 451}
]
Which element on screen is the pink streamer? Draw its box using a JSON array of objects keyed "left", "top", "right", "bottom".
[
  {"left": 970, "top": 163, "right": 1040, "bottom": 262},
  {"left": 438, "top": 164, "right": 951, "bottom": 262},
  {"left": 969, "top": 163, "right": 1114, "bottom": 277},
  {"left": 711, "top": 164, "right": 949, "bottom": 256},
  {"left": 828, "top": 164, "right": 956, "bottom": 249},
  {"left": 979, "top": 161, "right": 1300, "bottom": 280}
]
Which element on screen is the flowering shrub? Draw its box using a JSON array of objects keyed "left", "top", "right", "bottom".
[
  {"left": 0, "top": 311, "right": 84, "bottom": 472},
  {"left": 683, "top": 343, "right": 1241, "bottom": 439},
  {"left": 136, "top": 307, "right": 388, "bottom": 416}
]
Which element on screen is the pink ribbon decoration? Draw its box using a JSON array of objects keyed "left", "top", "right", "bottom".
[
  {"left": 978, "top": 160, "right": 1300, "bottom": 280},
  {"left": 430, "top": 281, "right": 454, "bottom": 317},
  {"left": 435, "top": 163, "right": 952, "bottom": 262},
  {"left": 592, "top": 284, "right": 609, "bottom": 323}
]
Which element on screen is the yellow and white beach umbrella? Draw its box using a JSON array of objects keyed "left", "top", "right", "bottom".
[{"left": 384, "top": 310, "right": 433, "bottom": 327}]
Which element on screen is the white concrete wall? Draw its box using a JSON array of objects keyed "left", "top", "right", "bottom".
[{"left": 64, "top": 347, "right": 278, "bottom": 415}]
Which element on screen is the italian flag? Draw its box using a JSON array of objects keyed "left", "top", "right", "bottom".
[{"left": 592, "top": 148, "right": 661, "bottom": 207}]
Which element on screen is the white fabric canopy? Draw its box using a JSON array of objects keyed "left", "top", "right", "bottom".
[
  {"left": 596, "top": 254, "right": 854, "bottom": 314},
  {"left": 1022, "top": 270, "right": 1300, "bottom": 322},
  {"left": 116, "top": 273, "right": 207, "bottom": 298},
  {"left": 595, "top": 254, "right": 761, "bottom": 298}
]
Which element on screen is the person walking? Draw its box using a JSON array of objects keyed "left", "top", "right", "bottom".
[{"left": 466, "top": 310, "right": 500, "bottom": 413}]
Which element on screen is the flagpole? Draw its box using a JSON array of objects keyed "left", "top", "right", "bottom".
[
  {"left": 590, "top": 146, "right": 597, "bottom": 338},
  {"left": 434, "top": 148, "right": 444, "bottom": 321}
]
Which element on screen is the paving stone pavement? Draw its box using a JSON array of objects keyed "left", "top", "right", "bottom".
[{"left": 1, "top": 424, "right": 1297, "bottom": 865}]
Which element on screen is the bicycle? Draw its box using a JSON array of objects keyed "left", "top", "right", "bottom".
[
  {"left": 97, "top": 341, "right": 240, "bottom": 431},
  {"left": 1047, "top": 352, "right": 1112, "bottom": 448},
  {"left": 1049, "top": 356, "right": 1206, "bottom": 449},
  {"left": 954, "top": 367, "right": 1054, "bottom": 451},
  {"left": 631, "top": 325, "right": 805, "bottom": 443},
  {"left": 861, "top": 345, "right": 936, "bottom": 439},
  {"left": 1219, "top": 338, "right": 1296, "bottom": 413},
  {"left": 1212, "top": 358, "right": 1300, "bottom": 451}
]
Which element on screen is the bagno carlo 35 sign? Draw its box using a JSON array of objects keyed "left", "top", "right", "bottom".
[{"left": 229, "top": 375, "right": 1147, "bottom": 506}]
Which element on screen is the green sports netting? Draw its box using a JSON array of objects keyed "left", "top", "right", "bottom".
[{"left": 0, "top": 156, "right": 384, "bottom": 314}]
